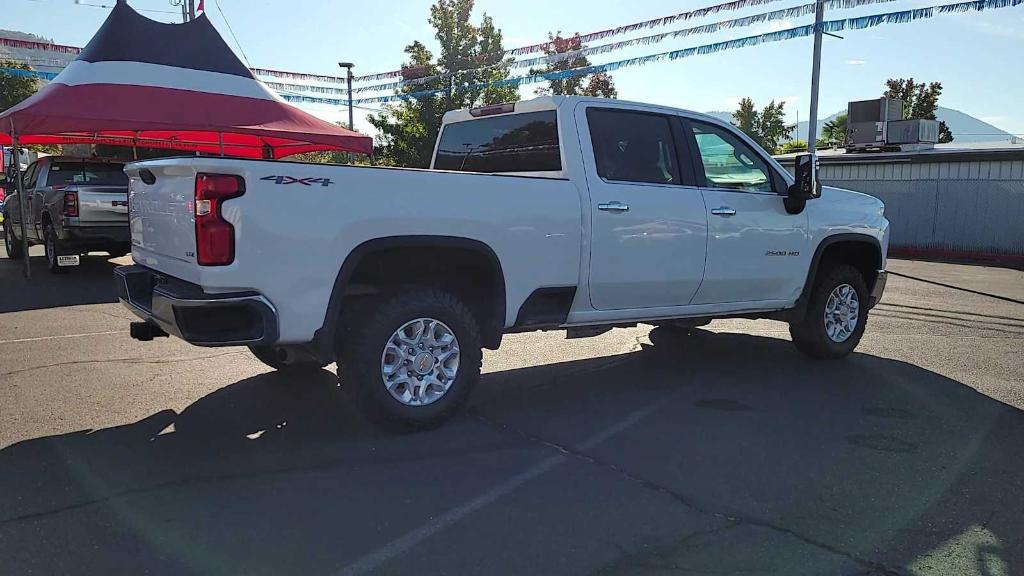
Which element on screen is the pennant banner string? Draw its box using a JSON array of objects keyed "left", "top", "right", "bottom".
[
  {"left": 344, "top": 0, "right": 898, "bottom": 95},
  {"left": 342, "top": 0, "right": 1022, "bottom": 104}
]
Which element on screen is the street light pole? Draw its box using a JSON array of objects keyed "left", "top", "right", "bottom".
[
  {"left": 339, "top": 62, "right": 355, "bottom": 163},
  {"left": 806, "top": 0, "right": 825, "bottom": 187},
  {"left": 338, "top": 62, "right": 355, "bottom": 132}
]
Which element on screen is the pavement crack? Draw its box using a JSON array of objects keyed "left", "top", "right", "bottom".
[
  {"left": 0, "top": 351, "right": 244, "bottom": 377},
  {"left": 472, "top": 410, "right": 905, "bottom": 576}
]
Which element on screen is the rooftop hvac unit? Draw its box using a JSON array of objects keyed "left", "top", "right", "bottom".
[
  {"left": 887, "top": 119, "right": 939, "bottom": 144},
  {"left": 848, "top": 97, "right": 904, "bottom": 124}
]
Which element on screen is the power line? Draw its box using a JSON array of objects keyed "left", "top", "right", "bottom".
[{"left": 213, "top": 0, "right": 250, "bottom": 67}]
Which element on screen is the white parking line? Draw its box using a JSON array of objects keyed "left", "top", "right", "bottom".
[
  {"left": 0, "top": 330, "right": 124, "bottom": 345},
  {"left": 336, "top": 400, "right": 664, "bottom": 576}
]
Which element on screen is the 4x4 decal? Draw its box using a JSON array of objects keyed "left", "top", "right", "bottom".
[{"left": 260, "top": 175, "right": 334, "bottom": 187}]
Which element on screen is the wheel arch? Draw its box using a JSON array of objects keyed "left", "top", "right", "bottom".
[
  {"left": 794, "top": 233, "right": 882, "bottom": 316},
  {"left": 312, "top": 235, "right": 507, "bottom": 362}
]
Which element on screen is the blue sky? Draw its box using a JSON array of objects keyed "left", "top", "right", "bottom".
[{"left": 7, "top": 0, "right": 1024, "bottom": 136}]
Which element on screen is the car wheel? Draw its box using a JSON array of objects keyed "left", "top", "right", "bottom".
[
  {"left": 44, "top": 225, "right": 70, "bottom": 274},
  {"left": 789, "top": 264, "right": 868, "bottom": 359},
  {"left": 248, "top": 345, "right": 326, "bottom": 373},
  {"left": 338, "top": 287, "right": 482, "bottom": 431},
  {"left": 3, "top": 217, "right": 24, "bottom": 259}
]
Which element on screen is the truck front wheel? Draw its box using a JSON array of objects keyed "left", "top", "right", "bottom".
[
  {"left": 339, "top": 288, "right": 482, "bottom": 430},
  {"left": 3, "top": 218, "right": 24, "bottom": 259},
  {"left": 789, "top": 264, "right": 869, "bottom": 359}
]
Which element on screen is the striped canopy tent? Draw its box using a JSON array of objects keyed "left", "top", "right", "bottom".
[{"left": 0, "top": 0, "right": 371, "bottom": 158}]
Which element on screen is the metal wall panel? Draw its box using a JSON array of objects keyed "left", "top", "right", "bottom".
[{"left": 818, "top": 159, "right": 1024, "bottom": 256}]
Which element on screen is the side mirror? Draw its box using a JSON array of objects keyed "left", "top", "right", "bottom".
[{"left": 789, "top": 154, "right": 821, "bottom": 200}]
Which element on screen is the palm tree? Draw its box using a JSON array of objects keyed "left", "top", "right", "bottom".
[{"left": 822, "top": 114, "right": 848, "bottom": 146}]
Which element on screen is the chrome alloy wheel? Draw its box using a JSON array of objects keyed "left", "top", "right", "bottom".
[
  {"left": 824, "top": 283, "right": 860, "bottom": 343},
  {"left": 380, "top": 317, "right": 460, "bottom": 406}
]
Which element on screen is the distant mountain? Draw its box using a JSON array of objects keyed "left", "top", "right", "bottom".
[{"left": 704, "top": 107, "right": 1013, "bottom": 144}]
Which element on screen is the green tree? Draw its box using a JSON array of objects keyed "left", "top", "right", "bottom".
[
  {"left": 778, "top": 139, "right": 808, "bottom": 154},
  {"left": 529, "top": 33, "right": 617, "bottom": 98},
  {"left": 368, "top": 0, "right": 518, "bottom": 167},
  {"left": 0, "top": 60, "right": 38, "bottom": 112},
  {"left": 731, "top": 98, "right": 794, "bottom": 153},
  {"left": 883, "top": 78, "right": 953, "bottom": 143},
  {"left": 822, "top": 113, "right": 847, "bottom": 145}
]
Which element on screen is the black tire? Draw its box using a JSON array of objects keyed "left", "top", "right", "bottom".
[
  {"left": 338, "top": 287, "right": 482, "bottom": 431},
  {"left": 789, "top": 264, "right": 869, "bottom": 359},
  {"left": 248, "top": 345, "right": 326, "bottom": 373},
  {"left": 44, "top": 224, "right": 70, "bottom": 274},
  {"left": 3, "top": 217, "right": 24, "bottom": 259}
]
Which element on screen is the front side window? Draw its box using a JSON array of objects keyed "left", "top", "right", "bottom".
[
  {"left": 587, "top": 108, "right": 680, "bottom": 185},
  {"left": 689, "top": 121, "right": 774, "bottom": 193},
  {"left": 23, "top": 163, "right": 39, "bottom": 189},
  {"left": 434, "top": 110, "right": 561, "bottom": 173}
]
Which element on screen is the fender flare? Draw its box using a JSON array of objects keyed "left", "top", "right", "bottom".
[
  {"left": 793, "top": 233, "right": 882, "bottom": 315},
  {"left": 312, "top": 235, "right": 506, "bottom": 361}
]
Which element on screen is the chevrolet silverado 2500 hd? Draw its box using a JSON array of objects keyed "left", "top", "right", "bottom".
[
  {"left": 115, "top": 96, "right": 889, "bottom": 428},
  {"left": 3, "top": 156, "right": 130, "bottom": 272}
]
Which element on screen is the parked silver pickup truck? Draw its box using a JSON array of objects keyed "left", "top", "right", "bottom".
[{"left": 2, "top": 156, "right": 130, "bottom": 273}]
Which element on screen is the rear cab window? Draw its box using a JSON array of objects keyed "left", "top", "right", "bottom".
[
  {"left": 434, "top": 110, "right": 561, "bottom": 174},
  {"left": 49, "top": 162, "right": 128, "bottom": 187}
]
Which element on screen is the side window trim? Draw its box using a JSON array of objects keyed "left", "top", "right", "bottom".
[
  {"left": 669, "top": 116, "right": 700, "bottom": 187},
  {"left": 586, "top": 107, "right": 684, "bottom": 187},
  {"left": 681, "top": 117, "right": 782, "bottom": 195}
]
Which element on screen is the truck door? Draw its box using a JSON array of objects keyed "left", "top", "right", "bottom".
[
  {"left": 577, "top": 105, "right": 708, "bottom": 310},
  {"left": 682, "top": 119, "right": 809, "bottom": 305}
]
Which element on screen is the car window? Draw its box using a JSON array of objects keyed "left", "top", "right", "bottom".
[
  {"left": 434, "top": 110, "right": 561, "bottom": 173},
  {"left": 48, "top": 162, "right": 128, "bottom": 186},
  {"left": 689, "top": 121, "right": 774, "bottom": 193},
  {"left": 587, "top": 108, "right": 680, "bottom": 185},
  {"left": 23, "top": 162, "right": 39, "bottom": 189}
]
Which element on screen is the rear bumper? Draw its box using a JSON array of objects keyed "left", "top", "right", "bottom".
[
  {"left": 868, "top": 269, "right": 887, "bottom": 308},
  {"left": 62, "top": 224, "right": 130, "bottom": 245},
  {"left": 114, "top": 265, "right": 278, "bottom": 346}
]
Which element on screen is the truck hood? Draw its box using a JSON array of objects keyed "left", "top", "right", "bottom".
[{"left": 820, "top": 185, "right": 885, "bottom": 215}]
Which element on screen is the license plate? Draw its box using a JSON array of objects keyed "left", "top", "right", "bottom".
[{"left": 57, "top": 255, "right": 80, "bottom": 267}]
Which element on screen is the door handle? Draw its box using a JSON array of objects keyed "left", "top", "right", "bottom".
[
  {"left": 710, "top": 207, "right": 736, "bottom": 216},
  {"left": 598, "top": 201, "right": 629, "bottom": 212}
]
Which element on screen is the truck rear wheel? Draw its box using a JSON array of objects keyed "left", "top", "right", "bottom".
[
  {"left": 44, "top": 225, "right": 70, "bottom": 274},
  {"left": 338, "top": 287, "right": 482, "bottom": 430},
  {"left": 3, "top": 218, "right": 24, "bottom": 259},
  {"left": 789, "top": 264, "right": 868, "bottom": 359}
]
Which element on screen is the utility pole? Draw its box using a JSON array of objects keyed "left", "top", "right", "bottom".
[{"left": 806, "top": 0, "right": 825, "bottom": 184}]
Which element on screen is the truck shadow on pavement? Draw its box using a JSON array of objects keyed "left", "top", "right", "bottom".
[
  {"left": 1, "top": 329, "right": 1022, "bottom": 575},
  {"left": 0, "top": 253, "right": 122, "bottom": 313}
]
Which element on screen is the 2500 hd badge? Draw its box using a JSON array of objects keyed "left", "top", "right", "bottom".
[{"left": 765, "top": 250, "right": 800, "bottom": 257}]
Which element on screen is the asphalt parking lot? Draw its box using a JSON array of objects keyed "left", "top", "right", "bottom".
[{"left": 1, "top": 245, "right": 1022, "bottom": 576}]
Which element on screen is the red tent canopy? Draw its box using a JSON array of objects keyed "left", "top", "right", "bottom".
[{"left": 0, "top": 0, "right": 371, "bottom": 158}]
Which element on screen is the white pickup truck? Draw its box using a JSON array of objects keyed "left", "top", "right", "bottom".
[{"left": 116, "top": 96, "right": 888, "bottom": 429}]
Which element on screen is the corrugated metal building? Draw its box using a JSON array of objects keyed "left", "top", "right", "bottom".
[{"left": 777, "top": 145, "right": 1024, "bottom": 264}]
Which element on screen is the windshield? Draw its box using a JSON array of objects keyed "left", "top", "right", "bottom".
[{"left": 48, "top": 162, "right": 128, "bottom": 187}]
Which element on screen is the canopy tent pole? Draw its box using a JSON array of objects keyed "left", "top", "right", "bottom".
[
  {"left": 218, "top": 131, "right": 224, "bottom": 157},
  {"left": 9, "top": 125, "right": 31, "bottom": 279},
  {"left": 132, "top": 131, "right": 139, "bottom": 160}
]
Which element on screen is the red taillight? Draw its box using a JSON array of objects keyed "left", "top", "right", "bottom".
[
  {"left": 194, "top": 174, "right": 245, "bottom": 266},
  {"left": 63, "top": 192, "right": 79, "bottom": 217}
]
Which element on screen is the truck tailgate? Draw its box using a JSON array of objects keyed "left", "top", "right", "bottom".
[
  {"left": 75, "top": 186, "right": 128, "bottom": 224},
  {"left": 125, "top": 164, "right": 200, "bottom": 281}
]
